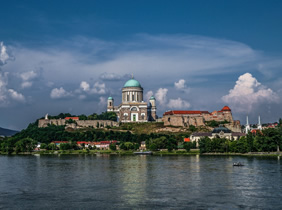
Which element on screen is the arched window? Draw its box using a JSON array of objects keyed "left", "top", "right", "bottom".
[
  {"left": 131, "top": 107, "right": 137, "bottom": 111},
  {"left": 109, "top": 102, "right": 112, "bottom": 106}
]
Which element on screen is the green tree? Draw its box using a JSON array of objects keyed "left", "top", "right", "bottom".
[
  {"left": 183, "top": 142, "right": 192, "bottom": 152},
  {"left": 40, "top": 143, "right": 48, "bottom": 150},
  {"left": 109, "top": 143, "right": 116, "bottom": 150},
  {"left": 48, "top": 143, "right": 57, "bottom": 150},
  {"left": 79, "top": 114, "right": 87, "bottom": 120},
  {"left": 59, "top": 143, "right": 72, "bottom": 150},
  {"left": 149, "top": 143, "right": 158, "bottom": 151},
  {"left": 15, "top": 138, "right": 37, "bottom": 153}
]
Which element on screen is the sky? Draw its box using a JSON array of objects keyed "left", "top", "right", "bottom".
[{"left": 1, "top": 0, "right": 282, "bottom": 130}]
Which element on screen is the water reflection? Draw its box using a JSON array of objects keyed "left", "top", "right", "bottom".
[{"left": 0, "top": 155, "right": 281, "bottom": 209}]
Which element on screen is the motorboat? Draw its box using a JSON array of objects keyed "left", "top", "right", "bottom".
[
  {"left": 233, "top": 162, "right": 244, "bottom": 166},
  {"left": 134, "top": 151, "right": 153, "bottom": 155}
]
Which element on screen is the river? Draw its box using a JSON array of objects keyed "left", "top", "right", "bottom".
[{"left": 0, "top": 155, "right": 281, "bottom": 209}]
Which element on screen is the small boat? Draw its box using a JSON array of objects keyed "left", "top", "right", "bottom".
[
  {"left": 134, "top": 151, "right": 153, "bottom": 155},
  {"left": 233, "top": 162, "right": 244, "bottom": 166}
]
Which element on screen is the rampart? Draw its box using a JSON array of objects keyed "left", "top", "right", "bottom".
[{"left": 38, "top": 119, "right": 119, "bottom": 129}]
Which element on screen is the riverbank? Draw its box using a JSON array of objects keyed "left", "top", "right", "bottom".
[{"left": 1, "top": 150, "right": 282, "bottom": 156}]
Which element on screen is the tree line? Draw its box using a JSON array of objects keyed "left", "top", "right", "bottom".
[
  {"left": 45, "top": 112, "right": 117, "bottom": 121},
  {"left": 199, "top": 127, "right": 282, "bottom": 153}
]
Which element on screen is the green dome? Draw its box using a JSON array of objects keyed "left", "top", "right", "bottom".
[
  {"left": 124, "top": 79, "right": 141, "bottom": 88},
  {"left": 150, "top": 96, "right": 155, "bottom": 100},
  {"left": 108, "top": 96, "right": 113, "bottom": 100}
]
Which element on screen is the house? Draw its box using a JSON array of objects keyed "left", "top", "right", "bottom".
[
  {"left": 190, "top": 126, "right": 246, "bottom": 147},
  {"left": 139, "top": 141, "right": 146, "bottom": 150}
]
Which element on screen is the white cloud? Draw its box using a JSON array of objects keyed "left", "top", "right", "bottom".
[
  {"left": 20, "top": 71, "right": 37, "bottom": 81},
  {"left": 222, "top": 73, "right": 279, "bottom": 113},
  {"left": 19, "top": 71, "right": 38, "bottom": 88},
  {"left": 91, "top": 82, "right": 106, "bottom": 94},
  {"left": 167, "top": 98, "right": 191, "bottom": 109},
  {"left": 0, "top": 42, "right": 10, "bottom": 65},
  {"left": 175, "top": 79, "right": 186, "bottom": 89},
  {"left": 155, "top": 88, "right": 168, "bottom": 106},
  {"left": 8, "top": 89, "right": 25, "bottom": 102},
  {"left": 50, "top": 87, "right": 72, "bottom": 99},
  {"left": 0, "top": 72, "right": 25, "bottom": 106},
  {"left": 21, "top": 81, "right": 33, "bottom": 88},
  {"left": 145, "top": 90, "right": 154, "bottom": 101},
  {"left": 80, "top": 81, "right": 90, "bottom": 91}
]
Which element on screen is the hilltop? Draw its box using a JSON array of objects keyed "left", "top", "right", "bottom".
[{"left": 0, "top": 127, "right": 19, "bottom": 137}]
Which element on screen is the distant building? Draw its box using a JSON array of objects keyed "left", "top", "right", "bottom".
[
  {"left": 163, "top": 106, "right": 241, "bottom": 132},
  {"left": 190, "top": 126, "right": 246, "bottom": 146},
  {"left": 139, "top": 141, "right": 146, "bottom": 150},
  {"left": 107, "top": 77, "right": 157, "bottom": 122}
]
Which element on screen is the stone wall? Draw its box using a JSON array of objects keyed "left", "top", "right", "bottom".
[
  {"left": 163, "top": 111, "right": 241, "bottom": 132},
  {"left": 38, "top": 119, "right": 119, "bottom": 128}
]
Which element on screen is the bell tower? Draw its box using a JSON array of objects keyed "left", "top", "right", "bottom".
[
  {"left": 107, "top": 97, "right": 114, "bottom": 112},
  {"left": 148, "top": 96, "right": 157, "bottom": 121}
]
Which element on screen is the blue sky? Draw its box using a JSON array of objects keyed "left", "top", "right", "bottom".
[{"left": 1, "top": 0, "right": 282, "bottom": 130}]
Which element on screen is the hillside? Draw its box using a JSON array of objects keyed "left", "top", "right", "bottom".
[{"left": 0, "top": 127, "right": 19, "bottom": 136}]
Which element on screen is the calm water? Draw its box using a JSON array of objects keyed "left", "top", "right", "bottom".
[{"left": 0, "top": 155, "right": 281, "bottom": 209}]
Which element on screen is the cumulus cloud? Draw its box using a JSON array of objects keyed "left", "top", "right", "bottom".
[
  {"left": 50, "top": 87, "right": 72, "bottom": 99},
  {"left": 0, "top": 42, "right": 10, "bottom": 66},
  {"left": 222, "top": 73, "right": 279, "bottom": 113},
  {"left": 19, "top": 70, "right": 38, "bottom": 88},
  {"left": 91, "top": 82, "right": 106, "bottom": 94},
  {"left": 167, "top": 98, "right": 191, "bottom": 109},
  {"left": 0, "top": 72, "right": 25, "bottom": 106},
  {"left": 79, "top": 81, "right": 107, "bottom": 95},
  {"left": 175, "top": 79, "right": 186, "bottom": 89},
  {"left": 80, "top": 81, "right": 90, "bottom": 91},
  {"left": 144, "top": 90, "right": 153, "bottom": 101},
  {"left": 8, "top": 89, "right": 25, "bottom": 102},
  {"left": 155, "top": 88, "right": 168, "bottom": 106},
  {"left": 174, "top": 79, "right": 190, "bottom": 93}
]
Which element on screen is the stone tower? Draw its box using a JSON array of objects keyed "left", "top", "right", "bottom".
[
  {"left": 258, "top": 116, "right": 262, "bottom": 130},
  {"left": 148, "top": 96, "right": 157, "bottom": 121},
  {"left": 107, "top": 96, "right": 114, "bottom": 112},
  {"left": 245, "top": 116, "right": 251, "bottom": 133}
]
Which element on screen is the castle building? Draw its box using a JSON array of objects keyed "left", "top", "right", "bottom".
[
  {"left": 163, "top": 106, "right": 241, "bottom": 132},
  {"left": 107, "top": 77, "right": 157, "bottom": 122}
]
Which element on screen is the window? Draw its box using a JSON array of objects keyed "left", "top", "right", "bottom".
[
  {"left": 132, "top": 94, "right": 135, "bottom": 101},
  {"left": 131, "top": 107, "right": 137, "bottom": 111},
  {"left": 127, "top": 94, "right": 129, "bottom": 101},
  {"left": 109, "top": 102, "right": 112, "bottom": 106}
]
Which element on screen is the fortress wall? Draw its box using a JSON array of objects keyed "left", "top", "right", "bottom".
[
  {"left": 38, "top": 119, "right": 119, "bottom": 128},
  {"left": 76, "top": 120, "right": 119, "bottom": 128}
]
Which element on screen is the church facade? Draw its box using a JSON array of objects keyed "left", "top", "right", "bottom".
[{"left": 107, "top": 78, "right": 157, "bottom": 122}]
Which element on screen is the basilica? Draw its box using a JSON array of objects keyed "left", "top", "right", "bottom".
[{"left": 107, "top": 77, "right": 157, "bottom": 122}]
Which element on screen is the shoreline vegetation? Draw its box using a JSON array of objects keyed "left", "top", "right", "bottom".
[
  {"left": 1, "top": 149, "right": 281, "bottom": 157},
  {"left": 1, "top": 113, "right": 282, "bottom": 157}
]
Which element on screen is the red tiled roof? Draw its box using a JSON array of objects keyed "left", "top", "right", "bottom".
[
  {"left": 51, "top": 141, "right": 69, "bottom": 144},
  {"left": 163, "top": 110, "right": 210, "bottom": 116},
  {"left": 65, "top": 117, "right": 79, "bottom": 120},
  {"left": 77, "top": 141, "right": 92, "bottom": 144},
  {"left": 184, "top": 138, "right": 190, "bottom": 142},
  {"left": 221, "top": 106, "right": 231, "bottom": 111}
]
